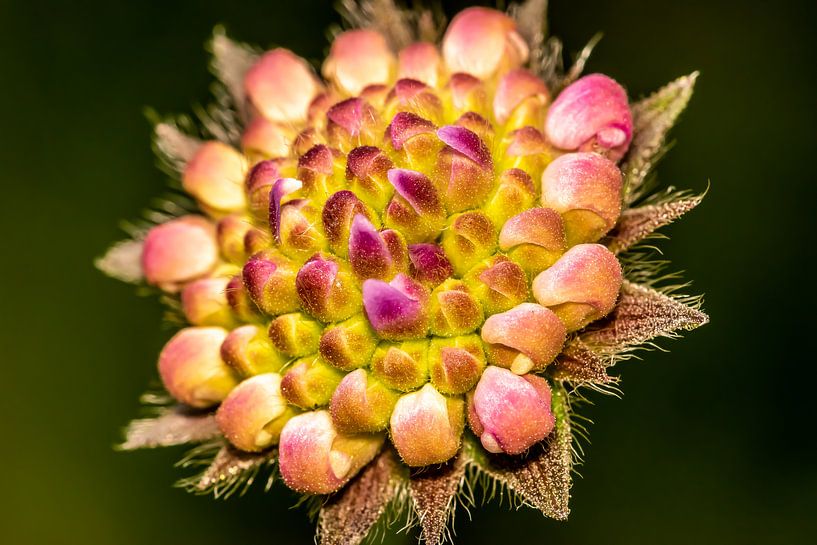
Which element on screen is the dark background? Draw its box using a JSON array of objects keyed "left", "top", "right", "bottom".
[{"left": 1, "top": 0, "right": 815, "bottom": 544}]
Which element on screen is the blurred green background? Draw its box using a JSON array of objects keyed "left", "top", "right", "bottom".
[{"left": 1, "top": 0, "right": 815, "bottom": 543}]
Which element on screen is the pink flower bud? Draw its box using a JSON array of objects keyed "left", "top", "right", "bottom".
[
  {"left": 446, "top": 73, "right": 489, "bottom": 115},
  {"left": 500, "top": 127, "right": 552, "bottom": 180},
  {"left": 244, "top": 48, "right": 321, "bottom": 123},
  {"left": 545, "top": 74, "right": 633, "bottom": 161},
  {"left": 180, "top": 276, "right": 235, "bottom": 328},
  {"left": 442, "top": 7, "right": 528, "bottom": 79},
  {"left": 323, "top": 30, "right": 395, "bottom": 95},
  {"left": 281, "top": 355, "right": 345, "bottom": 409},
  {"left": 216, "top": 214, "right": 252, "bottom": 264},
  {"left": 220, "top": 324, "right": 285, "bottom": 377},
  {"left": 398, "top": 42, "right": 443, "bottom": 86},
  {"left": 296, "top": 254, "right": 361, "bottom": 323},
  {"left": 243, "top": 226, "right": 273, "bottom": 256},
  {"left": 267, "top": 312, "right": 323, "bottom": 357},
  {"left": 428, "top": 335, "right": 486, "bottom": 394},
  {"left": 242, "top": 251, "right": 300, "bottom": 316},
  {"left": 385, "top": 79, "right": 443, "bottom": 120},
  {"left": 322, "top": 191, "right": 373, "bottom": 257},
  {"left": 319, "top": 314, "right": 378, "bottom": 371},
  {"left": 407, "top": 243, "right": 453, "bottom": 287},
  {"left": 385, "top": 169, "right": 445, "bottom": 240},
  {"left": 326, "top": 97, "right": 381, "bottom": 149},
  {"left": 481, "top": 303, "right": 566, "bottom": 373},
  {"left": 362, "top": 273, "right": 429, "bottom": 340},
  {"left": 386, "top": 112, "right": 441, "bottom": 167},
  {"left": 371, "top": 339, "right": 429, "bottom": 392},
  {"left": 390, "top": 384, "right": 464, "bottom": 466},
  {"left": 279, "top": 410, "right": 384, "bottom": 494},
  {"left": 182, "top": 141, "right": 246, "bottom": 213},
  {"left": 493, "top": 69, "right": 550, "bottom": 124},
  {"left": 532, "top": 243, "right": 622, "bottom": 331},
  {"left": 441, "top": 211, "right": 497, "bottom": 276},
  {"left": 483, "top": 168, "right": 536, "bottom": 227},
  {"left": 345, "top": 146, "right": 395, "bottom": 210},
  {"left": 141, "top": 216, "right": 218, "bottom": 288},
  {"left": 469, "top": 366, "right": 555, "bottom": 455},
  {"left": 435, "top": 125, "right": 494, "bottom": 213},
  {"left": 541, "top": 152, "right": 623, "bottom": 244},
  {"left": 158, "top": 327, "right": 238, "bottom": 408},
  {"left": 348, "top": 214, "right": 393, "bottom": 280},
  {"left": 246, "top": 160, "right": 285, "bottom": 222},
  {"left": 463, "top": 256, "right": 529, "bottom": 315},
  {"left": 330, "top": 369, "right": 399, "bottom": 433},
  {"left": 241, "top": 117, "right": 291, "bottom": 159},
  {"left": 296, "top": 144, "right": 339, "bottom": 197},
  {"left": 225, "top": 274, "right": 262, "bottom": 322},
  {"left": 428, "top": 279, "right": 484, "bottom": 337},
  {"left": 216, "top": 373, "right": 296, "bottom": 452},
  {"left": 499, "top": 207, "right": 566, "bottom": 274}
]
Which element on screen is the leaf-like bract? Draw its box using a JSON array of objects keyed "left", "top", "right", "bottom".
[
  {"left": 409, "top": 454, "right": 466, "bottom": 545},
  {"left": 119, "top": 405, "right": 219, "bottom": 450},
  {"left": 153, "top": 122, "right": 203, "bottom": 175},
  {"left": 95, "top": 238, "right": 144, "bottom": 284},
  {"left": 178, "top": 443, "right": 276, "bottom": 499},
  {"left": 209, "top": 29, "right": 259, "bottom": 122},
  {"left": 608, "top": 190, "right": 704, "bottom": 254},
  {"left": 551, "top": 338, "right": 614, "bottom": 385}
]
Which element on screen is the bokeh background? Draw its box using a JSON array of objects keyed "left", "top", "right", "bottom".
[{"left": 1, "top": 0, "right": 815, "bottom": 543}]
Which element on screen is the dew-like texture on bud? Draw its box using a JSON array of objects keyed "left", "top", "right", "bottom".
[
  {"left": 245, "top": 48, "right": 321, "bottom": 123},
  {"left": 279, "top": 410, "right": 384, "bottom": 494},
  {"left": 242, "top": 251, "right": 300, "bottom": 316},
  {"left": 296, "top": 254, "right": 361, "bottom": 322},
  {"left": 390, "top": 384, "right": 464, "bottom": 466},
  {"left": 183, "top": 141, "right": 247, "bottom": 212},
  {"left": 469, "top": 366, "right": 554, "bottom": 455},
  {"left": 532, "top": 243, "right": 623, "bottom": 331},
  {"left": 181, "top": 276, "right": 235, "bottom": 328},
  {"left": 442, "top": 7, "right": 528, "bottom": 79},
  {"left": 220, "top": 324, "right": 285, "bottom": 377},
  {"left": 216, "top": 373, "right": 295, "bottom": 452},
  {"left": 545, "top": 73, "right": 633, "bottom": 160},
  {"left": 142, "top": 216, "right": 218, "bottom": 288},
  {"left": 158, "top": 327, "right": 238, "bottom": 408},
  {"left": 541, "top": 152, "right": 623, "bottom": 244},
  {"left": 323, "top": 30, "right": 395, "bottom": 95},
  {"left": 330, "top": 369, "right": 399, "bottom": 433},
  {"left": 481, "top": 303, "right": 566, "bottom": 372}
]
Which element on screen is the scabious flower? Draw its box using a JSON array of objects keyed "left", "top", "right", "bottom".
[{"left": 103, "top": 2, "right": 708, "bottom": 543}]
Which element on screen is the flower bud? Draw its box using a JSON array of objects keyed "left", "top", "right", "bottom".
[
  {"left": 442, "top": 7, "right": 528, "bottom": 79},
  {"left": 242, "top": 250, "right": 300, "bottom": 316},
  {"left": 384, "top": 79, "right": 443, "bottom": 123},
  {"left": 483, "top": 168, "right": 536, "bottom": 227},
  {"left": 326, "top": 97, "right": 381, "bottom": 150},
  {"left": 500, "top": 127, "right": 551, "bottom": 180},
  {"left": 220, "top": 324, "right": 286, "bottom": 376},
  {"left": 463, "top": 256, "right": 528, "bottom": 315},
  {"left": 279, "top": 410, "right": 384, "bottom": 494},
  {"left": 384, "top": 168, "right": 445, "bottom": 242},
  {"left": 296, "top": 254, "right": 361, "bottom": 323},
  {"left": 322, "top": 191, "right": 374, "bottom": 258},
  {"left": 499, "top": 207, "right": 566, "bottom": 275},
  {"left": 216, "top": 373, "right": 296, "bottom": 452},
  {"left": 225, "top": 274, "right": 261, "bottom": 321},
  {"left": 281, "top": 355, "right": 345, "bottom": 409},
  {"left": 182, "top": 141, "right": 246, "bottom": 213},
  {"left": 407, "top": 243, "right": 453, "bottom": 288},
  {"left": 371, "top": 339, "right": 429, "bottom": 392},
  {"left": 441, "top": 211, "right": 498, "bottom": 277},
  {"left": 278, "top": 200, "right": 328, "bottom": 261},
  {"left": 296, "top": 144, "right": 343, "bottom": 200},
  {"left": 322, "top": 29, "right": 395, "bottom": 95},
  {"left": 532, "top": 243, "right": 622, "bottom": 331},
  {"left": 398, "top": 42, "right": 443, "bottom": 87},
  {"left": 158, "top": 327, "right": 238, "bottom": 408},
  {"left": 387, "top": 112, "right": 440, "bottom": 169},
  {"left": 180, "top": 276, "right": 235, "bottom": 328},
  {"left": 245, "top": 159, "right": 284, "bottom": 221},
  {"left": 541, "top": 152, "right": 623, "bottom": 244},
  {"left": 435, "top": 125, "right": 494, "bottom": 213},
  {"left": 390, "top": 384, "right": 464, "bottom": 466},
  {"left": 141, "top": 216, "right": 218, "bottom": 288},
  {"left": 319, "top": 314, "right": 379, "bottom": 371},
  {"left": 545, "top": 74, "right": 633, "bottom": 161},
  {"left": 362, "top": 273, "right": 430, "bottom": 340},
  {"left": 468, "top": 366, "right": 554, "bottom": 455},
  {"left": 216, "top": 214, "right": 253, "bottom": 264},
  {"left": 428, "top": 335, "right": 486, "bottom": 394},
  {"left": 445, "top": 73, "right": 489, "bottom": 116},
  {"left": 267, "top": 312, "right": 323, "bottom": 357},
  {"left": 330, "top": 369, "right": 399, "bottom": 433},
  {"left": 493, "top": 69, "right": 550, "bottom": 124},
  {"left": 241, "top": 117, "right": 291, "bottom": 160},
  {"left": 428, "top": 279, "right": 484, "bottom": 337},
  {"left": 348, "top": 214, "right": 394, "bottom": 280},
  {"left": 345, "top": 146, "right": 395, "bottom": 210},
  {"left": 244, "top": 48, "right": 321, "bottom": 123},
  {"left": 481, "top": 303, "right": 566, "bottom": 373}
]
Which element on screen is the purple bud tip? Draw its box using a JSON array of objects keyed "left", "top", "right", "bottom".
[
  {"left": 436, "top": 125, "right": 492, "bottom": 169},
  {"left": 268, "top": 177, "right": 303, "bottom": 242},
  {"left": 386, "top": 168, "right": 443, "bottom": 217},
  {"left": 297, "top": 144, "right": 334, "bottom": 174},
  {"left": 349, "top": 214, "right": 392, "bottom": 279},
  {"left": 326, "top": 97, "right": 365, "bottom": 135},
  {"left": 408, "top": 243, "right": 454, "bottom": 286},
  {"left": 388, "top": 112, "right": 436, "bottom": 151},
  {"left": 362, "top": 273, "right": 429, "bottom": 339},
  {"left": 296, "top": 255, "right": 339, "bottom": 304}
]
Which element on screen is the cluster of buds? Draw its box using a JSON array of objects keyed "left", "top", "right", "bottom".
[{"left": 140, "top": 6, "right": 631, "bottom": 495}]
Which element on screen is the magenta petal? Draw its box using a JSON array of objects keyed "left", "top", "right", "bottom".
[
  {"left": 388, "top": 112, "right": 436, "bottom": 150},
  {"left": 386, "top": 168, "right": 441, "bottom": 216},
  {"left": 296, "top": 255, "right": 339, "bottom": 304},
  {"left": 362, "top": 273, "right": 427, "bottom": 338},
  {"left": 408, "top": 243, "right": 453, "bottom": 286},
  {"left": 436, "top": 125, "right": 492, "bottom": 169},
  {"left": 327, "top": 97, "right": 365, "bottom": 135},
  {"left": 349, "top": 214, "right": 392, "bottom": 278},
  {"left": 268, "top": 177, "right": 303, "bottom": 242}
]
